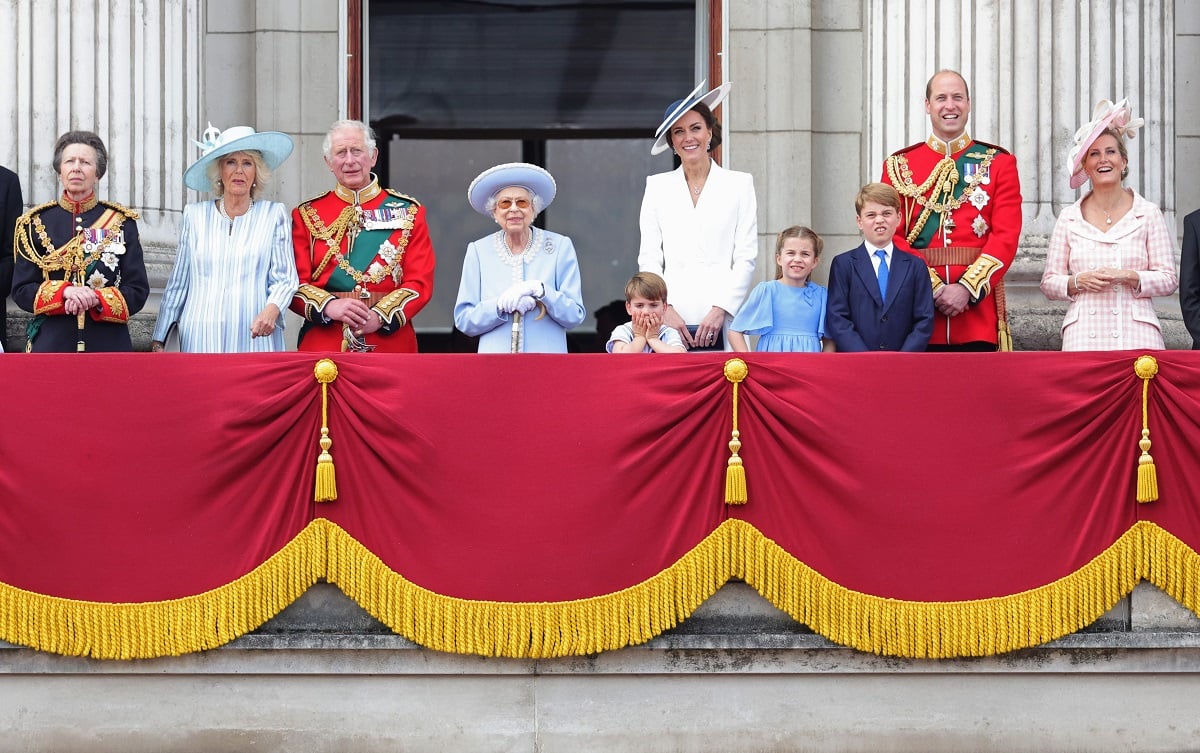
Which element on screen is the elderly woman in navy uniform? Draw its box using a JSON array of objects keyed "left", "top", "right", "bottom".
[
  {"left": 454, "top": 162, "right": 586, "bottom": 353},
  {"left": 638, "top": 81, "right": 758, "bottom": 351},
  {"left": 12, "top": 131, "right": 148, "bottom": 352}
]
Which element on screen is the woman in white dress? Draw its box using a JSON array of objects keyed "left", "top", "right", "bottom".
[
  {"left": 638, "top": 81, "right": 758, "bottom": 351},
  {"left": 152, "top": 125, "right": 298, "bottom": 353}
]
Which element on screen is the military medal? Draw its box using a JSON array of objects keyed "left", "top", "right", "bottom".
[
  {"left": 973, "top": 216, "right": 989, "bottom": 237},
  {"left": 969, "top": 188, "right": 990, "bottom": 210}
]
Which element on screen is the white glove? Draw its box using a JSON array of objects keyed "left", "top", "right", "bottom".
[
  {"left": 496, "top": 280, "right": 545, "bottom": 314},
  {"left": 496, "top": 283, "right": 525, "bottom": 314},
  {"left": 514, "top": 295, "right": 538, "bottom": 315}
]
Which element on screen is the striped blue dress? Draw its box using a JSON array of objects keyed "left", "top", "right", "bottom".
[{"left": 153, "top": 200, "right": 298, "bottom": 352}]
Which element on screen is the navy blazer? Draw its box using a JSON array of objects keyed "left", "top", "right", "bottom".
[
  {"left": 0, "top": 166, "right": 22, "bottom": 352},
  {"left": 1180, "top": 208, "right": 1200, "bottom": 349},
  {"left": 825, "top": 243, "right": 934, "bottom": 352}
]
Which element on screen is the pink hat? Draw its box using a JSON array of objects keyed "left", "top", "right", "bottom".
[{"left": 1067, "top": 98, "right": 1144, "bottom": 189}]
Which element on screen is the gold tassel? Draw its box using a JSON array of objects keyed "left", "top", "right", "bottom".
[
  {"left": 996, "top": 322, "right": 1013, "bottom": 352},
  {"left": 314, "top": 358, "right": 340, "bottom": 502},
  {"left": 1134, "top": 355, "right": 1159, "bottom": 504},
  {"left": 723, "top": 358, "right": 749, "bottom": 505}
]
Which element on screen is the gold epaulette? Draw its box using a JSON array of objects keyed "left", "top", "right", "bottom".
[
  {"left": 98, "top": 199, "right": 140, "bottom": 221},
  {"left": 22, "top": 200, "right": 59, "bottom": 216},
  {"left": 297, "top": 190, "right": 334, "bottom": 208},
  {"left": 384, "top": 189, "right": 422, "bottom": 207},
  {"left": 889, "top": 142, "right": 925, "bottom": 158},
  {"left": 971, "top": 140, "right": 1011, "bottom": 156},
  {"left": 373, "top": 288, "right": 419, "bottom": 326},
  {"left": 958, "top": 254, "right": 1005, "bottom": 301}
]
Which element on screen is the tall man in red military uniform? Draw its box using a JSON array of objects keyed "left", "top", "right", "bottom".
[
  {"left": 291, "top": 120, "right": 435, "bottom": 352},
  {"left": 882, "top": 70, "right": 1022, "bottom": 351}
]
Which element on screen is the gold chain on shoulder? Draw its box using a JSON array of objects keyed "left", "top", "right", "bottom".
[
  {"left": 15, "top": 208, "right": 126, "bottom": 282},
  {"left": 299, "top": 202, "right": 359, "bottom": 279},
  {"left": 886, "top": 148, "right": 998, "bottom": 245}
]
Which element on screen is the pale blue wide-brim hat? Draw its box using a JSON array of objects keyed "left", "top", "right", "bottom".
[
  {"left": 467, "top": 162, "right": 557, "bottom": 217},
  {"left": 651, "top": 80, "right": 732, "bottom": 156},
  {"left": 183, "top": 123, "right": 295, "bottom": 191}
]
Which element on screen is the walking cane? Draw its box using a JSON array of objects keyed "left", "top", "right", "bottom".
[{"left": 510, "top": 311, "right": 522, "bottom": 353}]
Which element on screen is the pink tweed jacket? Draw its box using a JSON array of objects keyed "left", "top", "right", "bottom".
[{"left": 1040, "top": 190, "right": 1178, "bottom": 351}]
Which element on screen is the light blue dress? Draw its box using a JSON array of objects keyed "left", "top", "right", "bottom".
[
  {"left": 730, "top": 280, "right": 827, "bottom": 353},
  {"left": 153, "top": 200, "right": 298, "bottom": 352},
  {"left": 454, "top": 228, "right": 586, "bottom": 353}
]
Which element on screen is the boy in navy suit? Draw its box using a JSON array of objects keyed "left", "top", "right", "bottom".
[{"left": 826, "top": 183, "right": 934, "bottom": 351}]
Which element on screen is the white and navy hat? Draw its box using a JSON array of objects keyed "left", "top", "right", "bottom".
[
  {"left": 183, "top": 123, "right": 294, "bottom": 191},
  {"left": 467, "top": 162, "right": 557, "bottom": 217},
  {"left": 650, "top": 80, "right": 732, "bottom": 156}
]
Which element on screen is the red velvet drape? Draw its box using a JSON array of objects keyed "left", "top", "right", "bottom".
[{"left": 0, "top": 350, "right": 1194, "bottom": 611}]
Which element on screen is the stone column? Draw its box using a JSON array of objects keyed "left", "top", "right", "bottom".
[
  {"left": 728, "top": 2, "right": 817, "bottom": 281},
  {"left": 1, "top": 0, "right": 200, "bottom": 247},
  {"left": 866, "top": 0, "right": 1174, "bottom": 229},
  {"left": 864, "top": 0, "right": 1182, "bottom": 348}
]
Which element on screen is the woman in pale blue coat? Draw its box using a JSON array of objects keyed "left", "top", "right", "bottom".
[
  {"left": 454, "top": 162, "right": 586, "bottom": 353},
  {"left": 152, "top": 125, "right": 298, "bottom": 353}
]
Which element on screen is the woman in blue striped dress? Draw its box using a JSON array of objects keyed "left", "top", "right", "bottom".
[{"left": 152, "top": 125, "right": 298, "bottom": 353}]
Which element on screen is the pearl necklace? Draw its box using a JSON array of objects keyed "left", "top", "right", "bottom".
[{"left": 494, "top": 228, "right": 540, "bottom": 283}]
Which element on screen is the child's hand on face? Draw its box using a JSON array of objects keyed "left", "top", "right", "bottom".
[
  {"left": 643, "top": 311, "right": 662, "bottom": 337},
  {"left": 632, "top": 312, "right": 652, "bottom": 338}
]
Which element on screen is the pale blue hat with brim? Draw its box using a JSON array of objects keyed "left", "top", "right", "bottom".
[
  {"left": 467, "top": 162, "right": 557, "bottom": 216},
  {"left": 183, "top": 123, "right": 294, "bottom": 192}
]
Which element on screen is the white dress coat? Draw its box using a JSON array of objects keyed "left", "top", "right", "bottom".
[{"left": 637, "top": 160, "right": 758, "bottom": 330}]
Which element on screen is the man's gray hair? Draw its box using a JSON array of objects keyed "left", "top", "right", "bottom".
[{"left": 322, "top": 119, "right": 377, "bottom": 158}]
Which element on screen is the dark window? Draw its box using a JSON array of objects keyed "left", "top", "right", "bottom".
[
  {"left": 366, "top": 0, "right": 697, "bottom": 348},
  {"left": 369, "top": 0, "right": 694, "bottom": 137}
]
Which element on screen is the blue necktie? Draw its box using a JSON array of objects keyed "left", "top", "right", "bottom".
[{"left": 875, "top": 249, "right": 889, "bottom": 299}]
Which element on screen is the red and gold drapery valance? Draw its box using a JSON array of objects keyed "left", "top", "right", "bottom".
[{"left": 2, "top": 351, "right": 1198, "bottom": 660}]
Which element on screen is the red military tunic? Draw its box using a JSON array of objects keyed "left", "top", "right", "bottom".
[
  {"left": 291, "top": 178, "right": 435, "bottom": 352},
  {"left": 882, "top": 133, "right": 1022, "bottom": 349}
]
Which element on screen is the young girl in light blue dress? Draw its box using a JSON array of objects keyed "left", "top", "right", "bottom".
[{"left": 728, "top": 225, "right": 831, "bottom": 353}]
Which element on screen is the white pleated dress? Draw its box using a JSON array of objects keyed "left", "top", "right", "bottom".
[{"left": 154, "top": 200, "right": 299, "bottom": 352}]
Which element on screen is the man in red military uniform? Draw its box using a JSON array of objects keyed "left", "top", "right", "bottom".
[
  {"left": 882, "top": 70, "right": 1022, "bottom": 351},
  {"left": 291, "top": 120, "right": 435, "bottom": 352}
]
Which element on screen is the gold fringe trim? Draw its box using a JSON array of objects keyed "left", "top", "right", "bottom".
[
  {"left": 723, "top": 358, "right": 749, "bottom": 505},
  {"left": 732, "top": 518, "right": 1154, "bottom": 658},
  {"left": 1139, "top": 521, "right": 1200, "bottom": 617},
  {"left": 323, "top": 518, "right": 735, "bottom": 658},
  {"left": 0, "top": 521, "right": 327, "bottom": 660},
  {"left": 1134, "top": 355, "right": 1159, "bottom": 503},
  {"left": 5, "top": 520, "right": 1200, "bottom": 660},
  {"left": 313, "top": 359, "right": 339, "bottom": 502}
]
